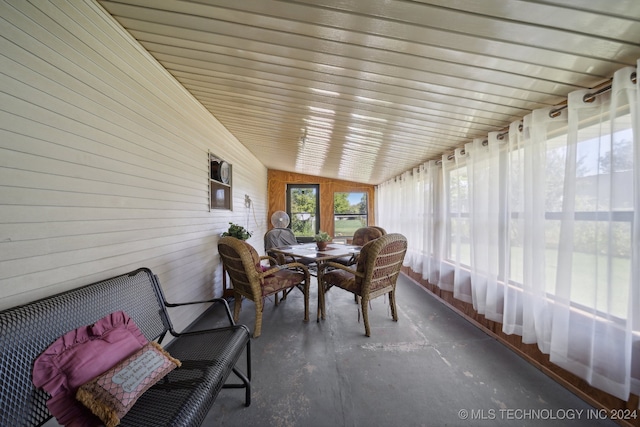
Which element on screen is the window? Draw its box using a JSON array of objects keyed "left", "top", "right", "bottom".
[
  {"left": 545, "top": 123, "right": 632, "bottom": 319},
  {"left": 286, "top": 184, "right": 319, "bottom": 242},
  {"left": 333, "top": 192, "right": 368, "bottom": 238},
  {"left": 209, "top": 152, "right": 231, "bottom": 210},
  {"left": 509, "top": 118, "right": 633, "bottom": 319}
]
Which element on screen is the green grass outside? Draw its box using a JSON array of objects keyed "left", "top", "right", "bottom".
[
  {"left": 510, "top": 245, "right": 630, "bottom": 319},
  {"left": 457, "top": 243, "right": 630, "bottom": 319},
  {"left": 334, "top": 218, "right": 367, "bottom": 238}
]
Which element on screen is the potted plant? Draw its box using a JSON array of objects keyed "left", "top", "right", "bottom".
[
  {"left": 314, "top": 230, "right": 332, "bottom": 251},
  {"left": 222, "top": 222, "right": 252, "bottom": 241}
]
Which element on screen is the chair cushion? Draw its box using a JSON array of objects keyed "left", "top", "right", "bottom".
[
  {"left": 262, "top": 270, "right": 305, "bottom": 295},
  {"left": 323, "top": 269, "right": 360, "bottom": 294}
]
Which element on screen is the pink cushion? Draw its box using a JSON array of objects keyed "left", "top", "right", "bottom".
[{"left": 32, "top": 311, "right": 148, "bottom": 427}]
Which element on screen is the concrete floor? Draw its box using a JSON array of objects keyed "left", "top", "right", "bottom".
[{"left": 197, "top": 274, "right": 617, "bottom": 427}]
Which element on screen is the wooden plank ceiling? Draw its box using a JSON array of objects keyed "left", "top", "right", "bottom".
[{"left": 98, "top": 0, "right": 640, "bottom": 184}]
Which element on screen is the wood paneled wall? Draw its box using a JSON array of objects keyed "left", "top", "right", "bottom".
[{"left": 267, "top": 170, "right": 375, "bottom": 237}]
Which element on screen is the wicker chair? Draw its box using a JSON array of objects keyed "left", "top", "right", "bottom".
[
  {"left": 218, "top": 236, "right": 310, "bottom": 338},
  {"left": 370, "top": 226, "right": 387, "bottom": 236},
  {"left": 264, "top": 227, "right": 314, "bottom": 268},
  {"left": 336, "top": 226, "right": 385, "bottom": 266},
  {"left": 319, "top": 233, "right": 408, "bottom": 337}
]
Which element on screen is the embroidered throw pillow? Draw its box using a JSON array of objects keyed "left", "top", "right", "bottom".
[{"left": 76, "top": 341, "right": 181, "bottom": 427}]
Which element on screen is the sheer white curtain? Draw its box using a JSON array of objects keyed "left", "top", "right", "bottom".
[
  {"left": 423, "top": 160, "right": 443, "bottom": 285},
  {"left": 376, "top": 175, "right": 402, "bottom": 236},
  {"left": 376, "top": 60, "right": 639, "bottom": 402},
  {"left": 451, "top": 148, "right": 474, "bottom": 303},
  {"left": 437, "top": 151, "right": 465, "bottom": 294},
  {"left": 633, "top": 61, "right": 640, "bottom": 402},
  {"left": 498, "top": 107, "right": 567, "bottom": 354},
  {"left": 376, "top": 172, "right": 411, "bottom": 267},
  {"left": 546, "top": 66, "right": 639, "bottom": 401},
  {"left": 466, "top": 134, "right": 507, "bottom": 322},
  {"left": 402, "top": 168, "right": 422, "bottom": 269}
]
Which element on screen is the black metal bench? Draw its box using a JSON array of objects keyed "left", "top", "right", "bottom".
[{"left": 0, "top": 267, "right": 251, "bottom": 427}]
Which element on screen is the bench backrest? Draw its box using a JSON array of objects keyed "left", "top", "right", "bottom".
[{"left": 0, "top": 268, "right": 170, "bottom": 427}]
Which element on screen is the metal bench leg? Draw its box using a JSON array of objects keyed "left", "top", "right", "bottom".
[{"left": 222, "top": 339, "right": 252, "bottom": 406}]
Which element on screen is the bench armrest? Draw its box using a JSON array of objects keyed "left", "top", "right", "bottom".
[{"left": 164, "top": 297, "right": 235, "bottom": 326}]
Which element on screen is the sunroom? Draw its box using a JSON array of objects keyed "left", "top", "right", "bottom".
[{"left": 1, "top": 1, "right": 638, "bottom": 426}]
